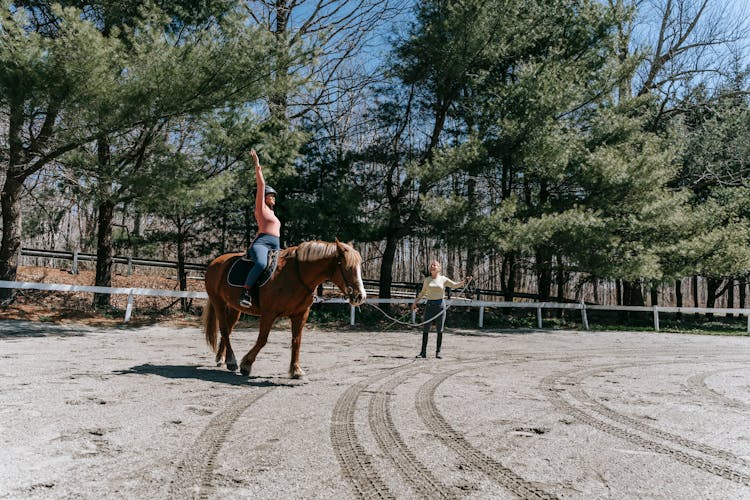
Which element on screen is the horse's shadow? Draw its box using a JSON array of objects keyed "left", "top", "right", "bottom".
[{"left": 114, "top": 363, "right": 299, "bottom": 387}]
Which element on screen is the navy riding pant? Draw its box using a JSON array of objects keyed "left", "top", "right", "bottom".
[{"left": 244, "top": 233, "right": 280, "bottom": 289}]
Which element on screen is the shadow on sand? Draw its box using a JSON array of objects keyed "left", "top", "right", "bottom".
[
  {"left": 114, "top": 363, "right": 300, "bottom": 387},
  {"left": 0, "top": 320, "right": 90, "bottom": 339}
]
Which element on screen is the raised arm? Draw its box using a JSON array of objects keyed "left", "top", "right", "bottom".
[
  {"left": 251, "top": 149, "right": 265, "bottom": 208},
  {"left": 446, "top": 275, "right": 473, "bottom": 288}
]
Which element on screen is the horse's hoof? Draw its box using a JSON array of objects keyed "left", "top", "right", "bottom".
[
  {"left": 240, "top": 367, "right": 250, "bottom": 376},
  {"left": 291, "top": 370, "right": 305, "bottom": 379},
  {"left": 216, "top": 361, "right": 223, "bottom": 367},
  {"left": 227, "top": 362, "right": 238, "bottom": 372}
]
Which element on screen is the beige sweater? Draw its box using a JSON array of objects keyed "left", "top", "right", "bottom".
[{"left": 415, "top": 275, "right": 462, "bottom": 301}]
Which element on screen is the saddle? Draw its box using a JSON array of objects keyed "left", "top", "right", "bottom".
[{"left": 226, "top": 250, "right": 280, "bottom": 289}]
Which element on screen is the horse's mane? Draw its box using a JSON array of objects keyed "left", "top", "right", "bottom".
[{"left": 284, "top": 240, "right": 361, "bottom": 267}]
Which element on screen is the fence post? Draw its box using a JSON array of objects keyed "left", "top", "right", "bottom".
[
  {"left": 746, "top": 313, "right": 749, "bottom": 335},
  {"left": 72, "top": 251, "right": 79, "bottom": 275},
  {"left": 537, "top": 306, "right": 543, "bottom": 329},
  {"left": 653, "top": 305, "right": 660, "bottom": 332},
  {"left": 124, "top": 290, "right": 135, "bottom": 322},
  {"left": 479, "top": 306, "right": 484, "bottom": 328},
  {"left": 411, "top": 308, "right": 416, "bottom": 324},
  {"left": 350, "top": 304, "right": 355, "bottom": 326},
  {"left": 581, "top": 301, "right": 589, "bottom": 330},
  {"left": 127, "top": 257, "right": 133, "bottom": 276}
]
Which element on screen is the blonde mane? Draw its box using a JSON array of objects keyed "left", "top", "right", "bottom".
[{"left": 285, "top": 240, "right": 361, "bottom": 267}]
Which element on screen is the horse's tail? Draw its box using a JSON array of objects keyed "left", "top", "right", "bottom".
[{"left": 202, "top": 300, "right": 218, "bottom": 353}]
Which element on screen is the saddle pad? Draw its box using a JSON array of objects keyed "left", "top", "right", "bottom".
[{"left": 226, "top": 250, "right": 279, "bottom": 288}]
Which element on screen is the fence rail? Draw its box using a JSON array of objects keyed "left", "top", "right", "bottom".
[
  {"left": 19, "top": 247, "right": 547, "bottom": 300},
  {"left": 20, "top": 247, "right": 206, "bottom": 275},
  {"left": 2, "top": 280, "right": 749, "bottom": 334}
]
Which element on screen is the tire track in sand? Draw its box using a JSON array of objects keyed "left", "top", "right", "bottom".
[
  {"left": 367, "top": 368, "right": 457, "bottom": 499},
  {"left": 542, "top": 361, "right": 750, "bottom": 487},
  {"left": 415, "top": 365, "right": 558, "bottom": 499},
  {"left": 168, "top": 387, "right": 273, "bottom": 499},
  {"left": 331, "top": 361, "right": 418, "bottom": 499}
]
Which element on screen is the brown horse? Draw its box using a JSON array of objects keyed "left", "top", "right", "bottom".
[{"left": 202, "top": 239, "right": 366, "bottom": 378}]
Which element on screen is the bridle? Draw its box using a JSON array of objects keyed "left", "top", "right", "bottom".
[
  {"left": 291, "top": 251, "right": 360, "bottom": 301},
  {"left": 332, "top": 255, "right": 357, "bottom": 298}
]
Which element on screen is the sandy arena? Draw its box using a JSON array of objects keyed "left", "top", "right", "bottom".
[{"left": 1, "top": 320, "right": 750, "bottom": 499}]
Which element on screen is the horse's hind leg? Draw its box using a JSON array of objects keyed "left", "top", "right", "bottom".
[
  {"left": 240, "top": 315, "right": 275, "bottom": 376},
  {"left": 223, "top": 307, "right": 241, "bottom": 371},
  {"left": 289, "top": 310, "right": 310, "bottom": 379}
]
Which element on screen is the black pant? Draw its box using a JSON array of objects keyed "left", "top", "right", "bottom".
[{"left": 420, "top": 299, "right": 445, "bottom": 355}]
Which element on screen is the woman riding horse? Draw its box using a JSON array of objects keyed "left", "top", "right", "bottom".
[{"left": 240, "top": 148, "right": 279, "bottom": 308}]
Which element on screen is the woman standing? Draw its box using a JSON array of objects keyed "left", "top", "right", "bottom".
[
  {"left": 411, "top": 260, "right": 471, "bottom": 359},
  {"left": 239, "top": 149, "right": 280, "bottom": 308}
]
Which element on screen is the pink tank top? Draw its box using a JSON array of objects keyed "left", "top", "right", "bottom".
[{"left": 256, "top": 204, "right": 280, "bottom": 237}]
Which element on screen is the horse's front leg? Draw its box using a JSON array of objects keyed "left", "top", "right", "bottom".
[
  {"left": 289, "top": 309, "right": 310, "bottom": 379},
  {"left": 240, "top": 315, "right": 275, "bottom": 376}
]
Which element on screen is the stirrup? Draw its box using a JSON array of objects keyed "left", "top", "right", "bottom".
[{"left": 239, "top": 290, "right": 252, "bottom": 307}]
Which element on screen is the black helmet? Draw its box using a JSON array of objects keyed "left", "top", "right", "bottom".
[{"left": 264, "top": 186, "right": 277, "bottom": 197}]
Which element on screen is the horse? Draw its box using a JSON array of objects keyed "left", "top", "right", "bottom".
[{"left": 202, "top": 239, "right": 366, "bottom": 379}]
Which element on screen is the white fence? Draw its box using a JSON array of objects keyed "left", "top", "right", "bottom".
[{"left": 1, "top": 280, "right": 749, "bottom": 333}]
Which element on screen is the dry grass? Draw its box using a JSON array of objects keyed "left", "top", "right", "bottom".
[{"left": 1, "top": 266, "right": 207, "bottom": 327}]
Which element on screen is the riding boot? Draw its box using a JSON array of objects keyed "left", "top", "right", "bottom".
[
  {"left": 416, "top": 331, "right": 428, "bottom": 358},
  {"left": 435, "top": 330, "right": 443, "bottom": 358},
  {"left": 239, "top": 288, "right": 252, "bottom": 308}
]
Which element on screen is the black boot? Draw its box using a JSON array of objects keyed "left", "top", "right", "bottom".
[
  {"left": 416, "top": 331, "right": 428, "bottom": 358},
  {"left": 239, "top": 288, "right": 252, "bottom": 307},
  {"left": 435, "top": 331, "right": 443, "bottom": 358}
]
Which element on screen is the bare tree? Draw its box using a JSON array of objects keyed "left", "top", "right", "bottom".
[
  {"left": 244, "top": 0, "right": 403, "bottom": 121},
  {"left": 613, "top": 0, "right": 750, "bottom": 108}
]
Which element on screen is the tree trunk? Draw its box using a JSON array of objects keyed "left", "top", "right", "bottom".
[
  {"left": 622, "top": 280, "right": 645, "bottom": 306},
  {"left": 650, "top": 286, "right": 658, "bottom": 307},
  {"left": 0, "top": 176, "right": 23, "bottom": 300},
  {"left": 93, "top": 199, "right": 115, "bottom": 307},
  {"left": 0, "top": 98, "right": 26, "bottom": 301},
  {"left": 740, "top": 278, "right": 747, "bottom": 309},
  {"left": 555, "top": 254, "right": 565, "bottom": 318},
  {"left": 176, "top": 223, "right": 188, "bottom": 312},
  {"left": 465, "top": 177, "right": 477, "bottom": 278},
  {"left": 705, "top": 277, "right": 722, "bottom": 319},
  {"left": 535, "top": 249, "right": 553, "bottom": 302},
  {"left": 378, "top": 236, "right": 397, "bottom": 301},
  {"left": 727, "top": 277, "right": 735, "bottom": 318},
  {"left": 675, "top": 279, "right": 683, "bottom": 319},
  {"left": 692, "top": 275, "right": 699, "bottom": 307},
  {"left": 501, "top": 252, "right": 516, "bottom": 301},
  {"left": 592, "top": 278, "right": 599, "bottom": 304}
]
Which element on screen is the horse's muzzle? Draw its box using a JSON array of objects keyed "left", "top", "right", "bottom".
[{"left": 348, "top": 290, "right": 366, "bottom": 307}]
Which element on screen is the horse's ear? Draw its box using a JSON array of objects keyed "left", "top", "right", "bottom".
[{"left": 335, "top": 238, "right": 348, "bottom": 253}]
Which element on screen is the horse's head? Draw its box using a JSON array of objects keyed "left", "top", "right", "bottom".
[{"left": 331, "top": 239, "right": 367, "bottom": 306}]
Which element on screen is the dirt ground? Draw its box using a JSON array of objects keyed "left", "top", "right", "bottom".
[{"left": 2, "top": 319, "right": 750, "bottom": 499}]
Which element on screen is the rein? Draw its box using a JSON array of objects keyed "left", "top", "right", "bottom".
[
  {"left": 365, "top": 278, "right": 474, "bottom": 330},
  {"left": 294, "top": 257, "right": 316, "bottom": 297}
]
